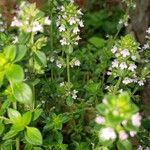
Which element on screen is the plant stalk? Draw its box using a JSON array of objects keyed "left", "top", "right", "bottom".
[
  {"left": 66, "top": 54, "right": 70, "bottom": 83},
  {"left": 13, "top": 102, "right": 20, "bottom": 150}
]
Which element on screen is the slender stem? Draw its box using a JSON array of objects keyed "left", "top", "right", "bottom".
[
  {"left": 0, "top": 116, "right": 11, "bottom": 123},
  {"left": 114, "top": 77, "right": 122, "bottom": 94},
  {"left": 13, "top": 102, "right": 17, "bottom": 109},
  {"left": 32, "top": 86, "right": 35, "bottom": 110},
  {"left": 16, "top": 138, "right": 20, "bottom": 150},
  {"left": 12, "top": 102, "right": 20, "bottom": 150},
  {"left": 49, "top": 0, "right": 54, "bottom": 81},
  {"left": 66, "top": 54, "right": 70, "bottom": 83}
]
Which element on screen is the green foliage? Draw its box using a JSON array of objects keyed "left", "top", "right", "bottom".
[{"left": 0, "top": 0, "right": 149, "bottom": 150}]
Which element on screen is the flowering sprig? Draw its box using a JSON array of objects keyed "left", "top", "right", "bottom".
[
  {"left": 11, "top": 2, "right": 51, "bottom": 33},
  {"left": 95, "top": 92, "right": 141, "bottom": 148},
  {"left": 57, "top": 2, "right": 83, "bottom": 48},
  {"left": 0, "top": 13, "right": 7, "bottom": 33},
  {"left": 58, "top": 81, "right": 78, "bottom": 105},
  {"left": 107, "top": 35, "right": 147, "bottom": 93}
]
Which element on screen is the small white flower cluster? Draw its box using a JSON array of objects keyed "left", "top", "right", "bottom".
[
  {"left": 0, "top": 13, "right": 7, "bottom": 32},
  {"left": 143, "top": 27, "right": 150, "bottom": 50},
  {"left": 137, "top": 145, "right": 150, "bottom": 150},
  {"left": 99, "top": 127, "right": 116, "bottom": 141},
  {"left": 59, "top": 82, "right": 78, "bottom": 99},
  {"left": 108, "top": 45, "right": 145, "bottom": 86},
  {"left": 96, "top": 97, "right": 142, "bottom": 141},
  {"left": 119, "top": 14, "right": 130, "bottom": 27},
  {"left": 57, "top": 3, "right": 83, "bottom": 46},
  {"left": 11, "top": 2, "right": 51, "bottom": 34},
  {"left": 70, "top": 59, "right": 81, "bottom": 67}
]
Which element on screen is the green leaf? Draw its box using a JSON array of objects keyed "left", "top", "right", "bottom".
[
  {"left": 3, "top": 129, "right": 18, "bottom": 140},
  {"left": 8, "top": 108, "right": 21, "bottom": 123},
  {"left": 88, "top": 37, "right": 106, "bottom": 48},
  {"left": 0, "top": 140, "right": 13, "bottom": 150},
  {"left": 11, "top": 122, "right": 25, "bottom": 132},
  {"left": 12, "top": 82, "right": 32, "bottom": 104},
  {"left": 15, "top": 45, "right": 27, "bottom": 62},
  {"left": 35, "top": 51, "right": 47, "bottom": 67},
  {"left": 33, "top": 147, "right": 43, "bottom": 150},
  {"left": 0, "top": 71, "right": 5, "bottom": 87},
  {"left": 0, "top": 121, "right": 4, "bottom": 135},
  {"left": 24, "top": 144, "right": 33, "bottom": 150},
  {"left": 0, "top": 99, "right": 11, "bottom": 116},
  {"left": 66, "top": 96, "right": 73, "bottom": 106},
  {"left": 117, "top": 140, "right": 132, "bottom": 150},
  {"left": 25, "top": 127, "right": 43, "bottom": 145},
  {"left": 96, "top": 104, "right": 107, "bottom": 116},
  {"left": 3, "top": 45, "right": 16, "bottom": 61},
  {"left": 33, "top": 109, "right": 43, "bottom": 121},
  {"left": 6, "top": 64, "right": 24, "bottom": 83},
  {"left": 22, "top": 111, "right": 32, "bottom": 126}
]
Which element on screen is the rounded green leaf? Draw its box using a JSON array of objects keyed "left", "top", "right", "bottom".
[
  {"left": 6, "top": 64, "right": 24, "bottom": 83},
  {"left": 3, "top": 45, "right": 16, "bottom": 62},
  {"left": 12, "top": 83, "right": 32, "bottom": 104},
  {"left": 35, "top": 51, "right": 47, "bottom": 67},
  {"left": 3, "top": 129, "right": 18, "bottom": 140},
  {"left": 117, "top": 140, "right": 132, "bottom": 150},
  {"left": 15, "top": 45, "right": 27, "bottom": 62},
  {"left": 25, "top": 127, "right": 43, "bottom": 145},
  {"left": 22, "top": 111, "right": 32, "bottom": 126},
  {"left": 8, "top": 108, "right": 21, "bottom": 123}
]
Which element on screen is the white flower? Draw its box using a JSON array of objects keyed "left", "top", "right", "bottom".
[
  {"left": 32, "top": 22, "right": 43, "bottom": 33},
  {"left": 102, "top": 98, "right": 108, "bottom": 104},
  {"left": 122, "top": 77, "right": 133, "bottom": 85},
  {"left": 112, "top": 60, "right": 119, "bottom": 68},
  {"left": 12, "top": 36, "right": 18, "bottom": 44},
  {"left": 107, "top": 71, "right": 112, "bottom": 75},
  {"left": 69, "top": 17, "right": 76, "bottom": 25},
  {"left": 74, "top": 60, "right": 81, "bottom": 66},
  {"left": 119, "top": 131, "right": 128, "bottom": 140},
  {"left": 50, "top": 57, "right": 54, "bottom": 62},
  {"left": 129, "top": 131, "right": 137, "bottom": 137},
  {"left": 73, "top": 27, "right": 80, "bottom": 34},
  {"left": 120, "top": 49, "right": 130, "bottom": 57},
  {"left": 95, "top": 116, "right": 105, "bottom": 124},
  {"left": 119, "top": 62, "right": 127, "bottom": 70},
  {"left": 77, "top": 9, "right": 83, "bottom": 15},
  {"left": 119, "top": 19, "right": 123, "bottom": 25},
  {"left": 60, "top": 6, "right": 65, "bottom": 12},
  {"left": 137, "top": 145, "right": 143, "bottom": 150},
  {"left": 146, "top": 27, "right": 150, "bottom": 34},
  {"left": 11, "top": 17, "right": 22, "bottom": 27},
  {"left": 115, "top": 53, "right": 120, "bottom": 57},
  {"left": 131, "top": 113, "right": 142, "bottom": 127},
  {"left": 131, "top": 55, "right": 136, "bottom": 60},
  {"left": 60, "top": 82, "right": 65, "bottom": 87},
  {"left": 56, "top": 21, "right": 60, "bottom": 27},
  {"left": 99, "top": 127, "right": 116, "bottom": 141},
  {"left": 59, "top": 25, "right": 66, "bottom": 32},
  {"left": 72, "top": 90, "right": 78, "bottom": 99},
  {"left": 44, "top": 17, "right": 51, "bottom": 25},
  {"left": 143, "top": 43, "right": 149, "bottom": 50},
  {"left": 79, "top": 20, "right": 84, "bottom": 27},
  {"left": 70, "top": 0, "right": 74, "bottom": 3},
  {"left": 60, "top": 38, "right": 68, "bottom": 45},
  {"left": 122, "top": 120, "right": 127, "bottom": 125},
  {"left": 124, "top": 22, "right": 128, "bottom": 27},
  {"left": 138, "top": 80, "right": 144, "bottom": 86},
  {"left": 76, "top": 36, "right": 81, "bottom": 41},
  {"left": 56, "top": 60, "right": 62, "bottom": 68},
  {"left": 128, "top": 64, "right": 137, "bottom": 71},
  {"left": 111, "top": 46, "right": 117, "bottom": 54}
]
